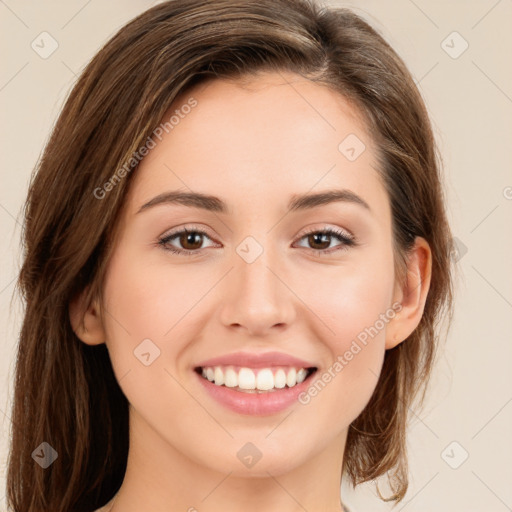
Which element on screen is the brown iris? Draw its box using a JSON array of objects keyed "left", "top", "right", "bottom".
[
  {"left": 179, "top": 230, "right": 204, "bottom": 250},
  {"left": 307, "top": 232, "right": 331, "bottom": 251}
]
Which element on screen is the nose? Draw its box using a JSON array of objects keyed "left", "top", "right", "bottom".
[{"left": 219, "top": 243, "right": 296, "bottom": 337}]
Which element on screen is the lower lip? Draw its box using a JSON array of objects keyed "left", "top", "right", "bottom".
[{"left": 195, "top": 371, "right": 314, "bottom": 416}]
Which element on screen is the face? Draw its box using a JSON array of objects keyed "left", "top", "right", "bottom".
[{"left": 93, "top": 71, "right": 405, "bottom": 477}]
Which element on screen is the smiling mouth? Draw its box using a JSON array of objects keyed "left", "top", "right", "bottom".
[{"left": 194, "top": 365, "right": 318, "bottom": 393}]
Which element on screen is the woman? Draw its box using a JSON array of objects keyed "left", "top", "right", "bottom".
[{"left": 6, "top": 1, "right": 453, "bottom": 511}]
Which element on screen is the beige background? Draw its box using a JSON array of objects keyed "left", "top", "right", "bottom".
[{"left": 1, "top": 1, "right": 511, "bottom": 511}]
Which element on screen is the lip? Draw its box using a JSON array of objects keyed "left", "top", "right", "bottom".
[
  {"left": 195, "top": 369, "right": 316, "bottom": 415},
  {"left": 194, "top": 351, "right": 317, "bottom": 369},
  {"left": 193, "top": 351, "right": 318, "bottom": 416}
]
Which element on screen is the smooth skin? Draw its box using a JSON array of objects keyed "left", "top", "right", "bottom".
[{"left": 70, "top": 71, "right": 431, "bottom": 512}]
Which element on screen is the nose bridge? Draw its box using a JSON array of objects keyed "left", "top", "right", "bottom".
[{"left": 220, "top": 232, "right": 295, "bottom": 334}]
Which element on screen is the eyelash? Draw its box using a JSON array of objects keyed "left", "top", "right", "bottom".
[{"left": 157, "top": 225, "right": 357, "bottom": 257}]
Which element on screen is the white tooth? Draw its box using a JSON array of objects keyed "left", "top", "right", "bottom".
[
  {"left": 201, "top": 368, "right": 207, "bottom": 378},
  {"left": 224, "top": 367, "right": 238, "bottom": 388},
  {"left": 286, "top": 368, "right": 297, "bottom": 387},
  {"left": 296, "top": 368, "right": 308, "bottom": 384},
  {"left": 206, "top": 367, "right": 215, "bottom": 382},
  {"left": 238, "top": 367, "right": 256, "bottom": 390},
  {"left": 214, "top": 366, "right": 224, "bottom": 385},
  {"left": 274, "top": 369, "right": 287, "bottom": 388},
  {"left": 256, "top": 369, "right": 274, "bottom": 390}
]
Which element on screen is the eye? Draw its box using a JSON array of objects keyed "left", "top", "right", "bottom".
[
  {"left": 158, "top": 226, "right": 357, "bottom": 257},
  {"left": 293, "top": 227, "right": 356, "bottom": 255},
  {"left": 158, "top": 227, "right": 217, "bottom": 256}
]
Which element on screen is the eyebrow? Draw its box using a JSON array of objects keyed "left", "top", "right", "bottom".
[{"left": 136, "top": 189, "right": 371, "bottom": 215}]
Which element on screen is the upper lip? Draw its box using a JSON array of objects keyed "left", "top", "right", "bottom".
[{"left": 195, "top": 351, "right": 317, "bottom": 369}]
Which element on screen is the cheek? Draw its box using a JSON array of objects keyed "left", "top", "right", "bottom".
[
  {"left": 293, "top": 255, "right": 395, "bottom": 420},
  {"left": 99, "top": 250, "right": 210, "bottom": 429},
  {"left": 298, "top": 257, "right": 395, "bottom": 354},
  {"left": 100, "top": 247, "right": 216, "bottom": 378},
  {"left": 103, "top": 247, "right": 196, "bottom": 339}
]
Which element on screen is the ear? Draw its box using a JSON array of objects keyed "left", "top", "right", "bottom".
[
  {"left": 385, "top": 237, "right": 432, "bottom": 350},
  {"left": 69, "top": 285, "right": 106, "bottom": 345}
]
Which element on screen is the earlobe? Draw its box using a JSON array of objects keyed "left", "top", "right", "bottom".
[
  {"left": 385, "top": 237, "right": 432, "bottom": 350},
  {"left": 69, "top": 286, "right": 106, "bottom": 346}
]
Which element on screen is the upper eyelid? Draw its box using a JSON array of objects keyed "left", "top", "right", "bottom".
[
  {"left": 161, "top": 225, "right": 217, "bottom": 242},
  {"left": 161, "top": 223, "right": 354, "bottom": 238},
  {"left": 300, "top": 225, "right": 353, "bottom": 238}
]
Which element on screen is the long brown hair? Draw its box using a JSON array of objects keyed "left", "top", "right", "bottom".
[{"left": 7, "top": 0, "right": 454, "bottom": 510}]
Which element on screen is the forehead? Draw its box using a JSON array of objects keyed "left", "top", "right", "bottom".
[{"left": 124, "top": 71, "right": 388, "bottom": 221}]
